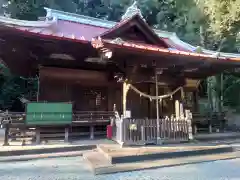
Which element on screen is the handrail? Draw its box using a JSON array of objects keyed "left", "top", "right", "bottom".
[
  {"left": 73, "top": 111, "right": 115, "bottom": 122},
  {"left": 1, "top": 111, "right": 115, "bottom": 125}
]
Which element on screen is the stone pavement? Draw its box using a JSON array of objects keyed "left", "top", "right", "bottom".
[
  {"left": 0, "top": 151, "right": 86, "bottom": 162},
  {"left": 0, "top": 138, "right": 114, "bottom": 157},
  {"left": 1, "top": 156, "right": 240, "bottom": 180},
  {"left": 195, "top": 132, "right": 240, "bottom": 141}
]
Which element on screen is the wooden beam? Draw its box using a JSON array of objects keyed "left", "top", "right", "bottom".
[
  {"left": 40, "top": 66, "right": 108, "bottom": 82},
  {"left": 126, "top": 65, "right": 138, "bottom": 82}
]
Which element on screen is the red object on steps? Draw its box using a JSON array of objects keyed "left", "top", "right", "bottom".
[{"left": 107, "top": 125, "right": 112, "bottom": 139}]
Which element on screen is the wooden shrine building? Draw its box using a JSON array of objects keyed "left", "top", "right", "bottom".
[{"left": 0, "top": 2, "right": 240, "bottom": 141}]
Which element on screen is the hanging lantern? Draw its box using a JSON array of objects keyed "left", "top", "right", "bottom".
[
  {"left": 170, "top": 95, "right": 173, "bottom": 100},
  {"left": 150, "top": 97, "right": 152, "bottom": 101}
]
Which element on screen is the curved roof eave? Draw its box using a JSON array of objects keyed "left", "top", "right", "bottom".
[
  {"left": 154, "top": 29, "right": 240, "bottom": 58},
  {"left": 0, "top": 15, "right": 56, "bottom": 28}
]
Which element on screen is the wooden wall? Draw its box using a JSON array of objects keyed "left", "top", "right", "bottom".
[{"left": 38, "top": 66, "right": 185, "bottom": 117}]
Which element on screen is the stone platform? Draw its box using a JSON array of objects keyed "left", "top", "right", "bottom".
[{"left": 83, "top": 144, "right": 238, "bottom": 175}]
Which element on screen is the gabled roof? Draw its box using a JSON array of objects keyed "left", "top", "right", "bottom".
[
  {"left": 0, "top": 2, "right": 239, "bottom": 59},
  {"left": 100, "top": 14, "right": 169, "bottom": 47}
]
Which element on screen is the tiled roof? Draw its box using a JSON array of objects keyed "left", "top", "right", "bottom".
[
  {"left": 0, "top": 6, "right": 239, "bottom": 58},
  {"left": 44, "top": 7, "right": 240, "bottom": 58}
]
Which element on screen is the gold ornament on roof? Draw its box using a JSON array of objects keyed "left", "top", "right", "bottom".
[
  {"left": 111, "top": 37, "right": 125, "bottom": 44},
  {"left": 194, "top": 46, "right": 202, "bottom": 53},
  {"left": 121, "top": 1, "right": 145, "bottom": 20}
]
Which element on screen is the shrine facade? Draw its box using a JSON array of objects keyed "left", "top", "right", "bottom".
[{"left": 0, "top": 2, "right": 239, "bottom": 124}]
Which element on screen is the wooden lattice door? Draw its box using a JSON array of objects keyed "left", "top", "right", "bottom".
[{"left": 73, "top": 86, "right": 108, "bottom": 111}]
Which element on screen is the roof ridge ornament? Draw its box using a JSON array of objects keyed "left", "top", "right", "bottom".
[
  {"left": 46, "top": 8, "right": 53, "bottom": 21},
  {"left": 121, "top": 1, "right": 145, "bottom": 21},
  {"left": 194, "top": 46, "right": 202, "bottom": 53}
]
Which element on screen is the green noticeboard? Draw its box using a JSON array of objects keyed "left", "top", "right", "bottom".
[{"left": 26, "top": 102, "right": 72, "bottom": 126}]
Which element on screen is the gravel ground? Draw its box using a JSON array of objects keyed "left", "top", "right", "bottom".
[{"left": 0, "top": 156, "right": 240, "bottom": 180}]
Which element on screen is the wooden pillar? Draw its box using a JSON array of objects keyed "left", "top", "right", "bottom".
[
  {"left": 64, "top": 127, "right": 69, "bottom": 142},
  {"left": 21, "top": 128, "right": 26, "bottom": 146},
  {"left": 180, "top": 87, "right": 185, "bottom": 118},
  {"left": 155, "top": 70, "right": 159, "bottom": 121},
  {"left": 149, "top": 84, "right": 155, "bottom": 118},
  {"left": 208, "top": 122, "right": 212, "bottom": 133},
  {"left": 3, "top": 124, "right": 9, "bottom": 146},
  {"left": 38, "top": 72, "right": 44, "bottom": 101},
  {"left": 148, "top": 83, "right": 151, "bottom": 118},
  {"left": 175, "top": 100, "right": 180, "bottom": 118},
  {"left": 122, "top": 82, "right": 130, "bottom": 118},
  {"left": 37, "top": 75, "right": 40, "bottom": 102},
  {"left": 194, "top": 124, "right": 198, "bottom": 134},
  {"left": 90, "top": 126, "right": 94, "bottom": 140},
  {"left": 186, "top": 109, "right": 193, "bottom": 140},
  {"left": 107, "top": 86, "right": 113, "bottom": 111},
  {"left": 155, "top": 70, "right": 161, "bottom": 144},
  {"left": 36, "top": 128, "right": 41, "bottom": 144}
]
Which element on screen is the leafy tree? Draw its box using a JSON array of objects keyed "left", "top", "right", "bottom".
[
  {"left": 195, "top": 0, "right": 240, "bottom": 51},
  {"left": 193, "top": 0, "right": 240, "bottom": 112}
]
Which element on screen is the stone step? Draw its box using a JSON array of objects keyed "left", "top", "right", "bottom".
[
  {"left": 96, "top": 144, "right": 234, "bottom": 164},
  {"left": 83, "top": 151, "right": 112, "bottom": 174}
]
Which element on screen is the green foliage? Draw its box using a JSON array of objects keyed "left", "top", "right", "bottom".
[
  {"left": 5, "top": 0, "right": 46, "bottom": 20},
  {"left": 0, "top": 63, "right": 38, "bottom": 110},
  {"left": 194, "top": 0, "right": 240, "bottom": 111},
  {"left": 195, "top": 0, "right": 240, "bottom": 52},
  {"left": 200, "top": 0, "right": 240, "bottom": 37}
]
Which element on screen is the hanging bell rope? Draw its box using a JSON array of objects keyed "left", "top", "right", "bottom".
[{"left": 128, "top": 83, "right": 184, "bottom": 100}]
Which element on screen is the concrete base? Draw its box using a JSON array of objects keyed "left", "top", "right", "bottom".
[
  {"left": 85, "top": 151, "right": 240, "bottom": 175},
  {"left": 97, "top": 144, "right": 234, "bottom": 164},
  {"left": 83, "top": 143, "right": 237, "bottom": 175}
]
